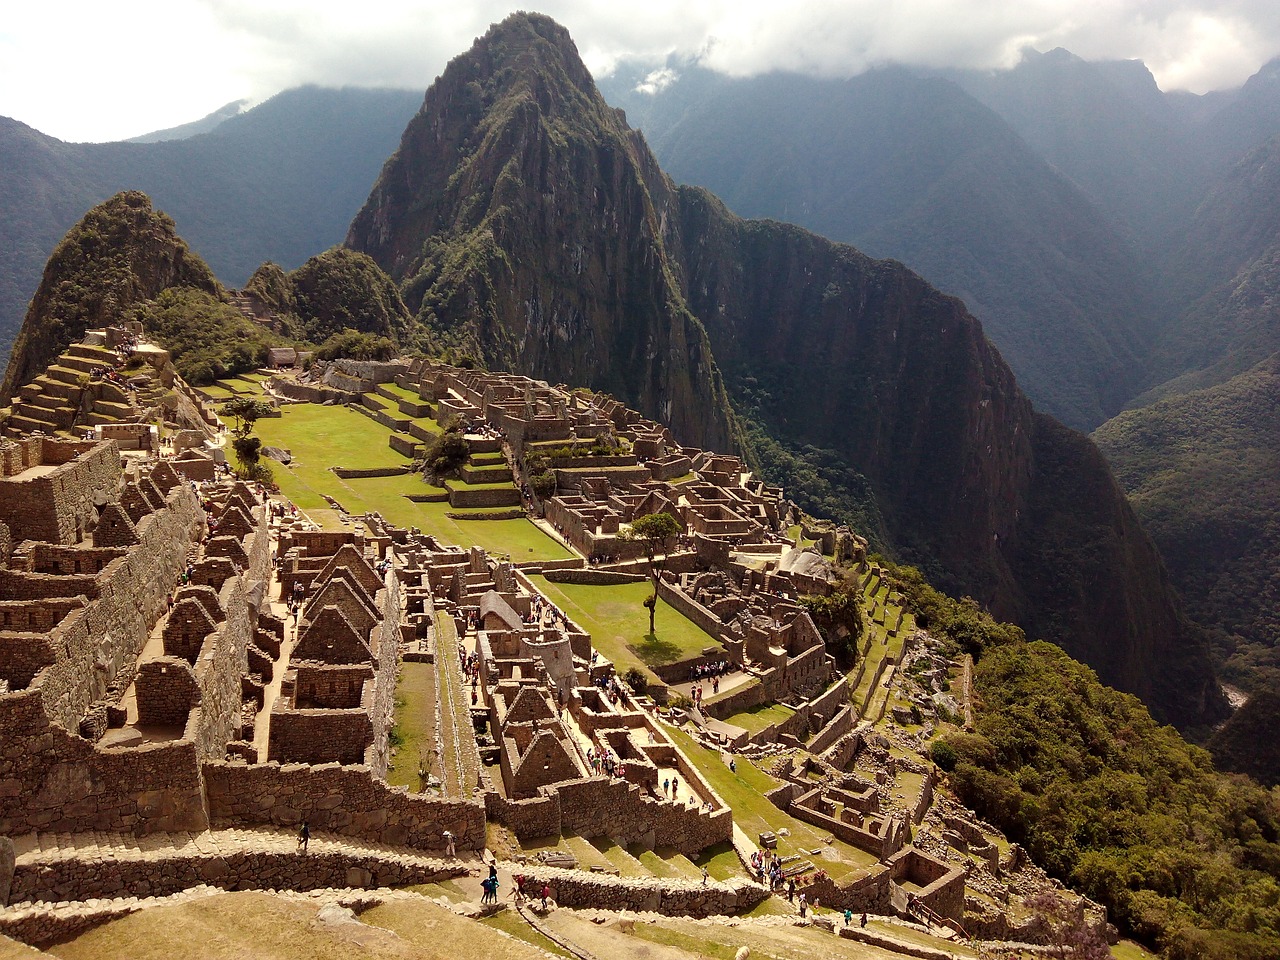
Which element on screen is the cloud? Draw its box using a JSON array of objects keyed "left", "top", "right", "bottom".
[{"left": 2, "top": 1, "right": 1279, "bottom": 141}]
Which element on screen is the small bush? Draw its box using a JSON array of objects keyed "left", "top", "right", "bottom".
[
  {"left": 930, "top": 739, "right": 958, "bottom": 771},
  {"left": 622, "top": 667, "right": 648, "bottom": 696}
]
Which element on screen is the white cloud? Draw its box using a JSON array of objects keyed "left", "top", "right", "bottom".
[
  {"left": 635, "top": 67, "right": 680, "bottom": 95},
  {"left": 1, "top": 1, "right": 1278, "bottom": 141}
]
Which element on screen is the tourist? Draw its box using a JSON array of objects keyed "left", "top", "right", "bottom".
[
  {"left": 662, "top": 777, "right": 669, "bottom": 796},
  {"left": 787, "top": 879, "right": 796, "bottom": 902},
  {"left": 702, "top": 866, "right": 709, "bottom": 886},
  {"left": 443, "top": 829, "right": 455, "bottom": 856},
  {"left": 798, "top": 893, "right": 807, "bottom": 918},
  {"left": 844, "top": 908, "right": 852, "bottom": 927},
  {"left": 297, "top": 820, "right": 310, "bottom": 853},
  {"left": 540, "top": 883, "right": 551, "bottom": 911},
  {"left": 860, "top": 913, "right": 868, "bottom": 928},
  {"left": 671, "top": 776, "right": 679, "bottom": 799}
]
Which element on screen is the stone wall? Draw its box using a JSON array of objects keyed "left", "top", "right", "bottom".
[
  {"left": 518, "top": 866, "right": 768, "bottom": 917},
  {"left": 0, "top": 688, "right": 208, "bottom": 836},
  {"left": 31, "top": 481, "right": 204, "bottom": 731},
  {"left": 797, "top": 863, "right": 893, "bottom": 914},
  {"left": 0, "top": 440, "right": 120, "bottom": 546},
  {"left": 556, "top": 776, "right": 731, "bottom": 854},
  {"left": 887, "top": 847, "right": 967, "bottom": 923},
  {"left": 655, "top": 579, "right": 727, "bottom": 645},
  {"left": 268, "top": 707, "right": 372, "bottom": 766},
  {"left": 204, "top": 761, "right": 486, "bottom": 851},
  {"left": 8, "top": 847, "right": 464, "bottom": 906}
]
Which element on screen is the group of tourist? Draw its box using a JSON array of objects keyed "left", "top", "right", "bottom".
[
  {"left": 690, "top": 659, "right": 731, "bottom": 682},
  {"left": 586, "top": 744, "right": 625, "bottom": 779},
  {"left": 595, "top": 670, "right": 625, "bottom": 706},
  {"left": 752, "top": 847, "right": 794, "bottom": 896}
]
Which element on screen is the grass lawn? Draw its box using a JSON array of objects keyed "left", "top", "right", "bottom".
[
  {"left": 252, "top": 401, "right": 572, "bottom": 560},
  {"left": 387, "top": 663, "right": 436, "bottom": 790},
  {"left": 664, "top": 724, "right": 879, "bottom": 880},
  {"left": 693, "top": 841, "right": 746, "bottom": 880},
  {"left": 377, "top": 381, "right": 427, "bottom": 403},
  {"left": 362, "top": 896, "right": 555, "bottom": 960},
  {"left": 527, "top": 576, "right": 720, "bottom": 672},
  {"left": 722, "top": 701, "right": 795, "bottom": 734}
]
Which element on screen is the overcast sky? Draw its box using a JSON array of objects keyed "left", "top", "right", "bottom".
[{"left": 3, "top": 1, "right": 1279, "bottom": 142}]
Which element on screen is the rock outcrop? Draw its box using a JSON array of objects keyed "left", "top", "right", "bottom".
[{"left": 348, "top": 13, "right": 1223, "bottom": 728}]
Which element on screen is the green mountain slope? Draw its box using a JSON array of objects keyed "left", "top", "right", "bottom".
[
  {"left": 1093, "top": 353, "right": 1280, "bottom": 694},
  {"left": 348, "top": 12, "right": 1223, "bottom": 729}
]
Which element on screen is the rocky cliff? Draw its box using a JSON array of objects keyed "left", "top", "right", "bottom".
[
  {"left": 1, "top": 191, "right": 221, "bottom": 401},
  {"left": 347, "top": 13, "right": 1223, "bottom": 728},
  {"left": 346, "top": 15, "right": 734, "bottom": 453}
]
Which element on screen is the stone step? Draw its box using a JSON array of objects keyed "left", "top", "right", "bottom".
[
  {"left": 92, "top": 400, "right": 135, "bottom": 418},
  {"left": 13, "top": 402, "right": 76, "bottom": 428},
  {"left": 65, "top": 343, "right": 121, "bottom": 364},
  {"left": 22, "top": 392, "right": 74, "bottom": 413},
  {"left": 6, "top": 412, "right": 61, "bottom": 434},
  {"left": 44, "top": 365, "right": 85, "bottom": 386},
  {"left": 59, "top": 355, "right": 107, "bottom": 374},
  {"left": 34, "top": 378, "right": 84, "bottom": 402}
]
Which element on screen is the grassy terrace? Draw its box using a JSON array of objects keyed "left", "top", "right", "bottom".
[
  {"left": 722, "top": 701, "right": 796, "bottom": 734},
  {"left": 386, "top": 662, "right": 435, "bottom": 790},
  {"left": 249, "top": 400, "right": 572, "bottom": 560},
  {"left": 527, "top": 576, "right": 719, "bottom": 672},
  {"left": 664, "top": 723, "right": 878, "bottom": 880}
]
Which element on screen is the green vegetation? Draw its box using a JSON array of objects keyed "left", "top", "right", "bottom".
[
  {"left": 290, "top": 248, "right": 413, "bottom": 345},
  {"left": 314, "top": 328, "right": 398, "bottom": 361},
  {"left": 527, "top": 576, "right": 717, "bottom": 673},
  {"left": 799, "top": 575, "right": 866, "bottom": 665},
  {"left": 623, "top": 511, "right": 682, "bottom": 633},
  {"left": 221, "top": 396, "right": 274, "bottom": 482},
  {"left": 386, "top": 663, "right": 436, "bottom": 790},
  {"left": 938, "top": 641, "right": 1280, "bottom": 959},
  {"left": 2, "top": 190, "right": 223, "bottom": 398},
  {"left": 1093, "top": 354, "right": 1280, "bottom": 698},
  {"left": 141, "top": 287, "right": 283, "bottom": 384}
]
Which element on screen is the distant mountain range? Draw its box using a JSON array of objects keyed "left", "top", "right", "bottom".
[{"left": 0, "top": 86, "right": 421, "bottom": 362}]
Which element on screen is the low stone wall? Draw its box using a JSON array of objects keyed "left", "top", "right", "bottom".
[
  {"left": 484, "top": 790, "right": 560, "bottom": 840},
  {"left": 8, "top": 846, "right": 465, "bottom": 907},
  {"left": 388, "top": 433, "right": 422, "bottom": 457},
  {"left": 655, "top": 579, "right": 726, "bottom": 645},
  {"left": 542, "top": 569, "right": 646, "bottom": 586},
  {"left": 204, "top": 761, "right": 485, "bottom": 852},
  {"left": 518, "top": 866, "right": 768, "bottom": 917},
  {"left": 332, "top": 465, "right": 412, "bottom": 479},
  {"left": 798, "top": 863, "right": 892, "bottom": 913},
  {"left": 446, "top": 484, "right": 521, "bottom": 508}
]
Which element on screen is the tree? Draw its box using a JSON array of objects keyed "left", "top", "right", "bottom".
[
  {"left": 624, "top": 511, "right": 682, "bottom": 634},
  {"left": 221, "top": 397, "right": 274, "bottom": 479}
]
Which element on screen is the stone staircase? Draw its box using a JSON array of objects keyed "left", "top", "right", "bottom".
[
  {"left": 7, "top": 826, "right": 467, "bottom": 906},
  {"left": 2, "top": 343, "right": 139, "bottom": 438}
]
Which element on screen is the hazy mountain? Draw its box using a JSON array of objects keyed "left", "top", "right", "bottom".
[
  {"left": 125, "top": 98, "right": 249, "bottom": 143},
  {"left": 945, "top": 48, "right": 1211, "bottom": 249},
  {"left": 600, "top": 63, "right": 1153, "bottom": 430},
  {"left": 0, "top": 86, "right": 422, "bottom": 364},
  {"left": 348, "top": 12, "right": 1223, "bottom": 729}
]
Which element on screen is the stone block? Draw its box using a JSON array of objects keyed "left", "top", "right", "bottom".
[{"left": 0, "top": 835, "right": 12, "bottom": 906}]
